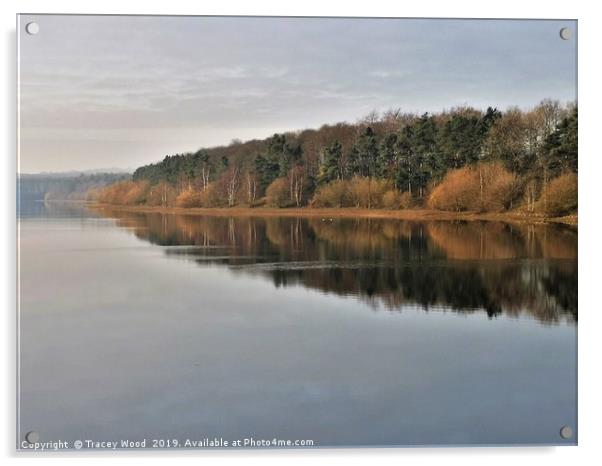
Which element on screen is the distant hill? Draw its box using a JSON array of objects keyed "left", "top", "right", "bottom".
[
  {"left": 21, "top": 167, "right": 131, "bottom": 177},
  {"left": 18, "top": 171, "right": 131, "bottom": 201}
]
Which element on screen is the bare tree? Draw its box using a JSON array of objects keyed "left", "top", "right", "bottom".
[
  {"left": 225, "top": 166, "right": 239, "bottom": 207},
  {"left": 246, "top": 171, "right": 257, "bottom": 205},
  {"left": 289, "top": 165, "right": 305, "bottom": 207}
]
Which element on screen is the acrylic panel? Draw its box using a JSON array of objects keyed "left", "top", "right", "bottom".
[{"left": 17, "top": 15, "right": 578, "bottom": 450}]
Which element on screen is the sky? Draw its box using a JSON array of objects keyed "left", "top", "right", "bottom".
[{"left": 18, "top": 15, "right": 577, "bottom": 173}]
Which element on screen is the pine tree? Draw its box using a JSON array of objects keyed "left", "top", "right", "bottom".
[
  {"left": 353, "top": 127, "right": 379, "bottom": 177},
  {"left": 396, "top": 125, "right": 415, "bottom": 195},
  {"left": 543, "top": 108, "right": 577, "bottom": 176},
  {"left": 377, "top": 133, "right": 398, "bottom": 182},
  {"left": 413, "top": 114, "right": 440, "bottom": 197},
  {"left": 318, "top": 140, "right": 343, "bottom": 184}
]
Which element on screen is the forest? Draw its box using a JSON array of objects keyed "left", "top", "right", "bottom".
[{"left": 95, "top": 100, "right": 577, "bottom": 217}]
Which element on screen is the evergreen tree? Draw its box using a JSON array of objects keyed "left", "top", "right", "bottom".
[
  {"left": 543, "top": 108, "right": 577, "bottom": 176},
  {"left": 377, "top": 133, "right": 398, "bottom": 182},
  {"left": 280, "top": 142, "right": 302, "bottom": 178},
  {"left": 254, "top": 154, "right": 278, "bottom": 193},
  {"left": 439, "top": 114, "right": 483, "bottom": 168},
  {"left": 396, "top": 125, "right": 416, "bottom": 195},
  {"left": 413, "top": 114, "right": 440, "bottom": 197},
  {"left": 480, "top": 107, "right": 502, "bottom": 136},
  {"left": 318, "top": 140, "right": 343, "bottom": 184},
  {"left": 353, "top": 127, "right": 379, "bottom": 177},
  {"left": 253, "top": 134, "right": 303, "bottom": 193}
]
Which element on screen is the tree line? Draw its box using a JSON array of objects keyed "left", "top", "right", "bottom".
[{"left": 96, "top": 99, "right": 577, "bottom": 216}]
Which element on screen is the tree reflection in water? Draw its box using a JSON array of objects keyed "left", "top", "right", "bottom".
[{"left": 98, "top": 208, "right": 577, "bottom": 324}]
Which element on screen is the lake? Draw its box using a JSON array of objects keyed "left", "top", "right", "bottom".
[{"left": 17, "top": 201, "right": 577, "bottom": 448}]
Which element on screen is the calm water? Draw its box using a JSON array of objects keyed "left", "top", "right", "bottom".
[{"left": 18, "top": 201, "right": 577, "bottom": 448}]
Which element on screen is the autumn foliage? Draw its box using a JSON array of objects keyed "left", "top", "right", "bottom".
[
  {"left": 175, "top": 188, "right": 203, "bottom": 208},
  {"left": 536, "top": 173, "right": 578, "bottom": 216},
  {"left": 311, "top": 177, "right": 400, "bottom": 209},
  {"left": 382, "top": 190, "right": 413, "bottom": 209},
  {"left": 265, "top": 178, "right": 291, "bottom": 207},
  {"left": 311, "top": 180, "right": 351, "bottom": 207},
  {"left": 347, "top": 177, "right": 391, "bottom": 208},
  {"left": 428, "top": 162, "right": 518, "bottom": 212},
  {"left": 94, "top": 101, "right": 577, "bottom": 217},
  {"left": 98, "top": 180, "right": 148, "bottom": 205}
]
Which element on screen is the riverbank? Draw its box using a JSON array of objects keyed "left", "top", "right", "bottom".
[{"left": 88, "top": 203, "right": 577, "bottom": 226}]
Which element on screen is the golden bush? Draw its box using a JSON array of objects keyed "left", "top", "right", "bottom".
[
  {"left": 175, "top": 188, "right": 203, "bottom": 208},
  {"left": 348, "top": 177, "right": 391, "bottom": 208},
  {"left": 265, "top": 177, "right": 291, "bottom": 207},
  {"left": 536, "top": 172, "right": 578, "bottom": 216},
  {"left": 382, "top": 190, "right": 413, "bottom": 210},
  {"left": 399, "top": 191, "right": 413, "bottom": 209},
  {"left": 428, "top": 162, "right": 518, "bottom": 212},
  {"left": 382, "top": 190, "right": 403, "bottom": 209},
  {"left": 428, "top": 168, "right": 478, "bottom": 211},
  {"left": 122, "top": 180, "right": 150, "bottom": 205},
  {"left": 98, "top": 180, "right": 141, "bottom": 205},
  {"left": 481, "top": 163, "right": 519, "bottom": 212},
  {"left": 199, "top": 182, "right": 225, "bottom": 207},
  {"left": 146, "top": 182, "right": 178, "bottom": 207},
  {"left": 312, "top": 180, "right": 351, "bottom": 207}
]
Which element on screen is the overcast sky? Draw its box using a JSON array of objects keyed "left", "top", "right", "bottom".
[{"left": 18, "top": 15, "right": 577, "bottom": 173}]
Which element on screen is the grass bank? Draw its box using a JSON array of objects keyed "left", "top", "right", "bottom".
[{"left": 88, "top": 203, "right": 577, "bottom": 226}]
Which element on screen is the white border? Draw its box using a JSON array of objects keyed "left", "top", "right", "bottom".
[{"left": 3, "top": 1, "right": 601, "bottom": 465}]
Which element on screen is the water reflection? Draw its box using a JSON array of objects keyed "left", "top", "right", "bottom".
[{"left": 93, "top": 207, "right": 577, "bottom": 324}]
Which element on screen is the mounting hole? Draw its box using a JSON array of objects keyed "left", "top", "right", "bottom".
[
  {"left": 559, "top": 425, "right": 573, "bottom": 439},
  {"left": 25, "top": 431, "right": 40, "bottom": 444},
  {"left": 559, "top": 27, "right": 571, "bottom": 40},
  {"left": 25, "top": 22, "right": 39, "bottom": 35}
]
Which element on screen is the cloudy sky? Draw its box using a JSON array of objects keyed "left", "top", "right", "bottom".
[{"left": 18, "top": 15, "right": 577, "bottom": 173}]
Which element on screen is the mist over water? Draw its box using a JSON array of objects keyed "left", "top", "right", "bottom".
[{"left": 18, "top": 201, "right": 577, "bottom": 447}]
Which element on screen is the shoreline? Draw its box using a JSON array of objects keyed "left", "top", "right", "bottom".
[{"left": 86, "top": 203, "right": 578, "bottom": 226}]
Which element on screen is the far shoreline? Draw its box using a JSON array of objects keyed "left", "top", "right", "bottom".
[{"left": 85, "top": 202, "right": 578, "bottom": 226}]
